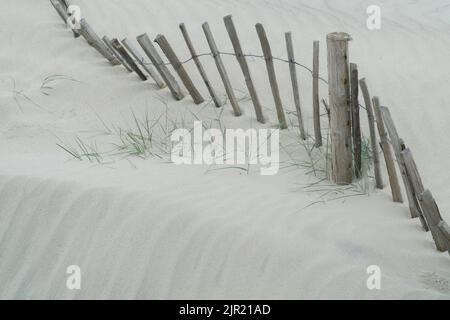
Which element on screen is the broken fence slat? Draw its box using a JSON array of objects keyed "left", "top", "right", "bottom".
[
  {"left": 350, "top": 63, "right": 361, "bottom": 178},
  {"left": 313, "top": 40, "right": 322, "bottom": 146},
  {"left": 111, "top": 38, "right": 148, "bottom": 81},
  {"left": 421, "top": 190, "right": 448, "bottom": 252},
  {"left": 102, "top": 36, "right": 132, "bottom": 71}
]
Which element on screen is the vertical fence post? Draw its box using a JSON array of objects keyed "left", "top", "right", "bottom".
[
  {"left": 179, "top": 23, "right": 222, "bottom": 108},
  {"left": 373, "top": 97, "right": 402, "bottom": 202},
  {"left": 202, "top": 22, "right": 241, "bottom": 116},
  {"left": 350, "top": 63, "right": 361, "bottom": 178},
  {"left": 122, "top": 38, "right": 166, "bottom": 88},
  {"left": 326, "top": 32, "right": 353, "bottom": 185},
  {"left": 136, "top": 33, "right": 184, "bottom": 101},
  {"left": 154, "top": 34, "right": 204, "bottom": 104},
  {"left": 285, "top": 32, "right": 306, "bottom": 139},
  {"left": 313, "top": 40, "right": 322, "bottom": 146},
  {"left": 255, "top": 23, "right": 287, "bottom": 129},
  {"left": 359, "top": 78, "right": 383, "bottom": 189},
  {"left": 224, "top": 15, "right": 264, "bottom": 123}
]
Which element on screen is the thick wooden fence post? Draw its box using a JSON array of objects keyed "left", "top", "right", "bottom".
[
  {"left": 359, "top": 78, "right": 383, "bottom": 189},
  {"left": 313, "top": 40, "right": 322, "bottom": 146},
  {"left": 326, "top": 32, "right": 353, "bottom": 185},
  {"left": 111, "top": 39, "right": 148, "bottom": 81},
  {"left": 224, "top": 15, "right": 264, "bottom": 123},
  {"left": 373, "top": 97, "right": 402, "bottom": 202},
  {"left": 155, "top": 34, "right": 204, "bottom": 104},
  {"left": 202, "top": 22, "right": 241, "bottom": 116},
  {"left": 179, "top": 23, "right": 222, "bottom": 108},
  {"left": 136, "top": 33, "right": 184, "bottom": 100},
  {"left": 437, "top": 220, "right": 450, "bottom": 254},
  {"left": 380, "top": 106, "right": 422, "bottom": 220},
  {"left": 285, "top": 32, "right": 306, "bottom": 139},
  {"left": 79, "top": 19, "right": 120, "bottom": 66},
  {"left": 255, "top": 23, "right": 287, "bottom": 129},
  {"left": 122, "top": 38, "right": 166, "bottom": 88},
  {"left": 103, "top": 36, "right": 132, "bottom": 71},
  {"left": 350, "top": 63, "right": 361, "bottom": 178}
]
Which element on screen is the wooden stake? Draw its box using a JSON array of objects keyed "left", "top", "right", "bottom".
[
  {"left": 380, "top": 106, "right": 422, "bottom": 220},
  {"left": 122, "top": 38, "right": 166, "bottom": 88},
  {"left": 326, "top": 32, "right": 353, "bottom": 185},
  {"left": 359, "top": 78, "right": 383, "bottom": 189},
  {"left": 419, "top": 190, "right": 448, "bottom": 252},
  {"left": 313, "top": 40, "right": 322, "bottom": 146},
  {"left": 179, "top": 23, "right": 222, "bottom": 108},
  {"left": 49, "top": 0, "right": 80, "bottom": 37},
  {"left": 136, "top": 33, "right": 184, "bottom": 100},
  {"left": 437, "top": 220, "right": 450, "bottom": 254},
  {"left": 400, "top": 147, "right": 429, "bottom": 231},
  {"left": 285, "top": 32, "right": 306, "bottom": 139},
  {"left": 372, "top": 97, "right": 402, "bottom": 202},
  {"left": 102, "top": 36, "right": 132, "bottom": 71},
  {"left": 202, "top": 22, "right": 241, "bottom": 116},
  {"left": 111, "top": 39, "right": 147, "bottom": 81},
  {"left": 79, "top": 19, "right": 120, "bottom": 66},
  {"left": 224, "top": 15, "right": 264, "bottom": 123},
  {"left": 350, "top": 63, "right": 361, "bottom": 178},
  {"left": 255, "top": 23, "right": 287, "bottom": 129},
  {"left": 155, "top": 34, "right": 204, "bottom": 104}
]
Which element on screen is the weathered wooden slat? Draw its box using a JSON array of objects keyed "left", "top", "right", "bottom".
[
  {"left": 79, "top": 19, "right": 120, "bottom": 66},
  {"left": 327, "top": 32, "right": 353, "bottom": 185},
  {"left": 122, "top": 38, "right": 166, "bottom": 88},
  {"left": 102, "top": 36, "right": 132, "bottom": 71},
  {"left": 49, "top": 0, "right": 80, "bottom": 37},
  {"left": 359, "top": 78, "right": 383, "bottom": 189},
  {"left": 380, "top": 106, "right": 422, "bottom": 219},
  {"left": 313, "top": 40, "right": 322, "bottom": 146},
  {"left": 111, "top": 39, "right": 147, "bottom": 81},
  {"left": 255, "top": 23, "right": 287, "bottom": 129},
  {"left": 420, "top": 190, "right": 448, "bottom": 252},
  {"left": 136, "top": 33, "right": 184, "bottom": 100},
  {"left": 373, "top": 97, "right": 402, "bottom": 202},
  {"left": 350, "top": 63, "right": 361, "bottom": 178},
  {"left": 284, "top": 32, "right": 306, "bottom": 139},
  {"left": 437, "top": 220, "right": 450, "bottom": 254},
  {"left": 202, "top": 22, "right": 241, "bottom": 116},
  {"left": 155, "top": 34, "right": 204, "bottom": 104},
  {"left": 400, "top": 147, "right": 429, "bottom": 231},
  {"left": 179, "top": 23, "right": 222, "bottom": 108},
  {"left": 223, "top": 15, "right": 264, "bottom": 123}
]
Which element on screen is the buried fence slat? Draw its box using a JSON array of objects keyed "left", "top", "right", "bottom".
[
  {"left": 122, "top": 38, "right": 166, "bottom": 88},
  {"left": 79, "top": 19, "right": 120, "bottom": 66},
  {"left": 255, "top": 23, "right": 287, "bottom": 129},
  {"left": 400, "top": 147, "right": 429, "bottom": 231},
  {"left": 179, "top": 23, "right": 222, "bottom": 108},
  {"left": 224, "top": 15, "right": 265, "bottom": 123},
  {"left": 326, "top": 32, "right": 353, "bottom": 185},
  {"left": 359, "top": 78, "right": 383, "bottom": 189},
  {"left": 202, "top": 22, "right": 241, "bottom": 116},
  {"left": 111, "top": 39, "right": 148, "bottom": 81},
  {"left": 373, "top": 97, "right": 402, "bottom": 203},
  {"left": 313, "top": 40, "right": 322, "bottom": 146},
  {"left": 380, "top": 106, "right": 422, "bottom": 219},
  {"left": 49, "top": 0, "right": 80, "bottom": 37},
  {"left": 102, "top": 36, "right": 132, "bottom": 71},
  {"left": 421, "top": 190, "right": 448, "bottom": 252},
  {"left": 350, "top": 63, "right": 361, "bottom": 178},
  {"left": 437, "top": 220, "right": 450, "bottom": 254},
  {"left": 154, "top": 34, "right": 204, "bottom": 104},
  {"left": 136, "top": 33, "right": 184, "bottom": 100},
  {"left": 285, "top": 32, "right": 306, "bottom": 139}
]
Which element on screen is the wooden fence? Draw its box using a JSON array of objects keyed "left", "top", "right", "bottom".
[{"left": 50, "top": 0, "right": 450, "bottom": 256}]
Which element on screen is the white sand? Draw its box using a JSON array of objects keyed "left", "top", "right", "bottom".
[{"left": 0, "top": 0, "right": 449, "bottom": 299}]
